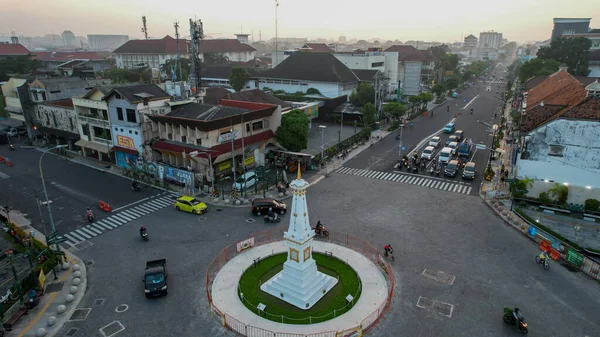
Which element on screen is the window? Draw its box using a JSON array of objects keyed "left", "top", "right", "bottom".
[
  {"left": 41, "top": 92, "right": 47, "bottom": 101},
  {"left": 69, "top": 118, "right": 74, "bottom": 130},
  {"left": 128, "top": 130, "right": 132, "bottom": 134},
  {"left": 371, "top": 62, "right": 384, "bottom": 67},
  {"left": 134, "top": 131, "right": 138, "bottom": 135},
  {"left": 116, "top": 107, "right": 124, "bottom": 121},
  {"left": 115, "top": 93, "right": 122, "bottom": 99},
  {"left": 101, "top": 110, "right": 108, "bottom": 120},
  {"left": 50, "top": 90, "right": 61, "bottom": 94},
  {"left": 252, "top": 121, "right": 264, "bottom": 131},
  {"left": 89, "top": 108, "right": 98, "bottom": 117},
  {"left": 83, "top": 124, "right": 90, "bottom": 136},
  {"left": 548, "top": 145, "right": 564, "bottom": 157},
  {"left": 246, "top": 123, "right": 251, "bottom": 133},
  {"left": 593, "top": 41, "right": 600, "bottom": 48},
  {"left": 181, "top": 135, "right": 187, "bottom": 143},
  {"left": 562, "top": 29, "right": 575, "bottom": 35},
  {"left": 52, "top": 115, "right": 58, "bottom": 127},
  {"left": 167, "top": 133, "right": 173, "bottom": 140},
  {"left": 126, "top": 109, "right": 136, "bottom": 123},
  {"left": 120, "top": 128, "right": 124, "bottom": 132},
  {"left": 196, "top": 139, "right": 202, "bottom": 146},
  {"left": 114, "top": 127, "right": 118, "bottom": 131}
]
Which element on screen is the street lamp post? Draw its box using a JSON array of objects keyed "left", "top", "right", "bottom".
[
  {"left": 319, "top": 125, "right": 326, "bottom": 168},
  {"left": 40, "top": 144, "right": 68, "bottom": 275},
  {"left": 398, "top": 125, "right": 404, "bottom": 157}
]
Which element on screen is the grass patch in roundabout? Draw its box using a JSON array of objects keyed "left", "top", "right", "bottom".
[{"left": 238, "top": 252, "right": 362, "bottom": 324}]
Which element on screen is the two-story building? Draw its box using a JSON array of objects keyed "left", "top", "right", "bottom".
[
  {"left": 31, "top": 51, "right": 111, "bottom": 71},
  {"left": 149, "top": 100, "right": 281, "bottom": 184},
  {"left": 384, "top": 45, "right": 429, "bottom": 97},
  {"left": 255, "top": 52, "right": 359, "bottom": 98},
  {"left": 113, "top": 36, "right": 189, "bottom": 69},
  {"left": 516, "top": 70, "right": 600, "bottom": 204},
  {"left": 1, "top": 78, "right": 33, "bottom": 128},
  {"left": 102, "top": 85, "right": 172, "bottom": 168},
  {"left": 199, "top": 35, "right": 257, "bottom": 63},
  {"left": 73, "top": 86, "right": 117, "bottom": 162},
  {"left": 35, "top": 99, "right": 79, "bottom": 148}
]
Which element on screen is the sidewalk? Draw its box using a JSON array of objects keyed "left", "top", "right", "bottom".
[{"left": 0, "top": 209, "right": 87, "bottom": 337}]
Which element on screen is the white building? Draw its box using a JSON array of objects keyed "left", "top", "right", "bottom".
[
  {"left": 384, "top": 45, "right": 430, "bottom": 97},
  {"left": 73, "top": 86, "right": 115, "bottom": 162},
  {"left": 87, "top": 34, "right": 130, "bottom": 52},
  {"left": 589, "top": 51, "right": 600, "bottom": 77},
  {"left": 516, "top": 72, "right": 600, "bottom": 204},
  {"left": 478, "top": 31, "right": 503, "bottom": 49},
  {"left": 36, "top": 99, "right": 79, "bottom": 148},
  {"left": 62, "top": 30, "right": 75, "bottom": 47},
  {"left": 198, "top": 35, "right": 257, "bottom": 63},
  {"left": 334, "top": 51, "right": 386, "bottom": 72},
  {"left": 113, "top": 36, "right": 189, "bottom": 69}
]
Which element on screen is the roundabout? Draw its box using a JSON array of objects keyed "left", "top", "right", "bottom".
[{"left": 206, "top": 229, "right": 393, "bottom": 336}]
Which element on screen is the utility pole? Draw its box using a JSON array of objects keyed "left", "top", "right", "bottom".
[
  {"left": 374, "top": 73, "right": 380, "bottom": 123},
  {"left": 275, "top": 0, "right": 279, "bottom": 66},
  {"left": 141, "top": 16, "right": 148, "bottom": 40},
  {"left": 174, "top": 22, "right": 183, "bottom": 83}
]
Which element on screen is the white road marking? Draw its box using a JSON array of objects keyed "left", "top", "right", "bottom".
[
  {"left": 466, "top": 187, "right": 472, "bottom": 194},
  {"left": 74, "top": 229, "right": 92, "bottom": 239},
  {"left": 64, "top": 233, "right": 83, "bottom": 243}
]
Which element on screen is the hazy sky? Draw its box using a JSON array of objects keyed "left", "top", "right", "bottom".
[{"left": 1, "top": 0, "right": 599, "bottom": 43}]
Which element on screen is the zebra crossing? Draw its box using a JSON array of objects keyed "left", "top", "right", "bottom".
[
  {"left": 335, "top": 166, "right": 474, "bottom": 195},
  {"left": 62, "top": 193, "right": 178, "bottom": 247}
]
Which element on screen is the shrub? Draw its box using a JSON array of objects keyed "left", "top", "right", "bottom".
[
  {"left": 539, "top": 192, "right": 552, "bottom": 205},
  {"left": 584, "top": 199, "right": 600, "bottom": 212}
]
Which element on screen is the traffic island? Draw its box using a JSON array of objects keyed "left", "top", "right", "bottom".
[{"left": 238, "top": 252, "right": 362, "bottom": 324}]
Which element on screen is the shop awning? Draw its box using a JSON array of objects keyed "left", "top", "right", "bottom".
[
  {"left": 75, "top": 139, "right": 110, "bottom": 154},
  {"left": 111, "top": 146, "right": 138, "bottom": 155}
]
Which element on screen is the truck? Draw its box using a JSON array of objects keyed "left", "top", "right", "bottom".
[
  {"left": 143, "top": 259, "right": 168, "bottom": 297},
  {"left": 457, "top": 139, "right": 473, "bottom": 157}
]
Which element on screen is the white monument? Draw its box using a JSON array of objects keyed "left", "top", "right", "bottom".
[{"left": 260, "top": 166, "right": 338, "bottom": 309}]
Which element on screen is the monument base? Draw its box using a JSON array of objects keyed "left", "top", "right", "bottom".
[{"left": 260, "top": 259, "right": 338, "bottom": 310}]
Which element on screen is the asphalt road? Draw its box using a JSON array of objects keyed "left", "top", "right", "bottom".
[
  {"left": 0, "top": 146, "right": 163, "bottom": 235},
  {"left": 55, "top": 168, "right": 600, "bottom": 337},
  {"left": 343, "top": 66, "right": 508, "bottom": 193}
]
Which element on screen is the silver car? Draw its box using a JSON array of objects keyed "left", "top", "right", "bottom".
[
  {"left": 421, "top": 146, "right": 435, "bottom": 160},
  {"left": 429, "top": 136, "right": 441, "bottom": 148}
]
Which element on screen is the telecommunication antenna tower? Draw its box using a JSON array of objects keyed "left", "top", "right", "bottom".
[
  {"left": 174, "top": 21, "right": 183, "bottom": 82},
  {"left": 188, "top": 19, "right": 204, "bottom": 96},
  {"left": 141, "top": 16, "right": 148, "bottom": 40}
]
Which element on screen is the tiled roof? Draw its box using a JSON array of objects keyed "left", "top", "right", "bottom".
[
  {"left": 227, "top": 89, "right": 292, "bottom": 108},
  {"left": 352, "top": 69, "right": 379, "bottom": 82},
  {"left": 0, "top": 43, "right": 30, "bottom": 56},
  {"left": 112, "top": 36, "right": 189, "bottom": 54},
  {"left": 199, "top": 39, "right": 256, "bottom": 53},
  {"left": 201, "top": 64, "right": 260, "bottom": 79},
  {"left": 525, "top": 74, "right": 600, "bottom": 90},
  {"left": 257, "top": 52, "right": 358, "bottom": 83},
  {"left": 167, "top": 102, "right": 250, "bottom": 121},
  {"left": 32, "top": 51, "right": 109, "bottom": 62},
  {"left": 464, "top": 34, "right": 477, "bottom": 40},
  {"left": 563, "top": 97, "right": 600, "bottom": 121},
  {"left": 57, "top": 60, "right": 88, "bottom": 69},
  {"left": 39, "top": 99, "right": 74, "bottom": 108},
  {"left": 103, "top": 84, "right": 170, "bottom": 103},
  {"left": 384, "top": 45, "right": 428, "bottom": 61},
  {"left": 301, "top": 43, "right": 333, "bottom": 53},
  {"left": 204, "top": 87, "right": 233, "bottom": 104},
  {"left": 525, "top": 71, "right": 586, "bottom": 112}
]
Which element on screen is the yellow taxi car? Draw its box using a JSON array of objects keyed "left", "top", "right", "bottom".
[{"left": 174, "top": 196, "right": 207, "bottom": 214}]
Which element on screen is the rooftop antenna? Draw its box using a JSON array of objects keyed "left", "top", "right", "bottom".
[
  {"left": 141, "top": 16, "right": 148, "bottom": 40},
  {"left": 275, "top": 0, "right": 279, "bottom": 65},
  {"left": 174, "top": 21, "right": 183, "bottom": 83}
]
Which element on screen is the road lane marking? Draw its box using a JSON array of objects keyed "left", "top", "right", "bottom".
[{"left": 111, "top": 195, "right": 154, "bottom": 212}]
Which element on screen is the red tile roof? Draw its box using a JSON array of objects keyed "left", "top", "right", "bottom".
[
  {"left": 384, "top": 45, "right": 428, "bottom": 61},
  {"left": 0, "top": 43, "right": 30, "bottom": 56},
  {"left": 563, "top": 97, "right": 600, "bottom": 121},
  {"left": 32, "top": 51, "right": 108, "bottom": 62},
  {"left": 220, "top": 99, "right": 277, "bottom": 111},
  {"left": 113, "top": 36, "right": 190, "bottom": 54},
  {"left": 152, "top": 130, "right": 275, "bottom": 159},
  {"left": 40, "top": 99, "right": 74, "bottom": 108},
  {"left": 199, "top": 39, "right": 256, "bottom": 53},
  {"left": 301, "top": 43, "right": 333, "bottom": 53}
]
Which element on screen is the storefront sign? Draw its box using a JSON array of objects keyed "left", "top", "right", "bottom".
[
  {"left": 218, "top": 130, "right": 238, "bottom": 144},
  {"left": 158, "top": 164, "right": 194, "bottom": 185},
  {"left": 566, "top": 248, "right": 584, "bottom": 268},
  {"left": 244, "top": 156, "right": 255, "bottom": 166},
  {"left": 116, "top": 135, "right": 135, "bottom": 149},
  {"left": 218, "top": 161, "right": 231, "bottom": 171}
]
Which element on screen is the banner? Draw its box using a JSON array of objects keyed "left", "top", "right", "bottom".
[
  {"left": 236, "top": 238, "right": 255, "bottom": 252},
  {"left": 566, "top": 248, "right": 584, "bottom": 268}
]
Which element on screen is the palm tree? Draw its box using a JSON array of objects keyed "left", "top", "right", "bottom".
[{"left": 548, "top": 183, "right": 569, "bottom": 205}]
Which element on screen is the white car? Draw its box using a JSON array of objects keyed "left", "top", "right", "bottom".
[
  {"left": 447, "top": 141, "right": 459, "bottom": 154},
  {"left": 429, "top": 136, "right": 441, "bottom": 148},
  {"left": 421, "top": 146, "right": 435, "bottom": 160},
  {"left": 439, "top": 147, "right": 453, "bottom": 164}
]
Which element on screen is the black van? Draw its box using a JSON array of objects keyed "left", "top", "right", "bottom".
[{"left": 251, "top": 198, "right": 287, "bottom": 216}]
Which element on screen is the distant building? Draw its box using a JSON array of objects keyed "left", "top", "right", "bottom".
[
  {"left": 478, "top": 31, "right": 503, "bottom": 49},
  {"left": 113, "top": 36, "right": 189, "bottom": 69},
  {"left": 0, "top": 42, "right": 30, "bottom": 59},
  {"left": 464, "top": 34, "right": 478, "bottom": 51},
  {"left": 551, "top": 18, "right": 591, "bottom": 41},
  {"left": 339, "top": 36, "right": 347, "bottom": 43},
  {"left": 198, "top": 35, "right": 257, "bottom": 63},
  {"left": 31, "top": 51, "right": 111, "bottom": 71},
  {"left": 62, "top": 30, "right": 76, "bottom": 47},
  {"left": 88, "top": 34, "right": 130, "bottom": 51}
]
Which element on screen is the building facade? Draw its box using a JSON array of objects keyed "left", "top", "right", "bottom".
[
  {"left": 73, "top": 86, "right": 114, "bottom": 162},
  {"left": 478, "top": 31, "right": 503, "bottom": 49},
  {"left": 36, "top": 99, "right": 79, "bottom": 147},
  {"left": 551, "top": 18, "right": 591, "bottom": 41},
  {"left": 61, "top": 31, "right": 76, "bottom": 47},
  {"left": 102, "top": 85, "right": 172, "bottom": 168},
  {"left": 87, "top": 35, "right": 130, "bottom": 51},
  {"left": 113, "top": 36, "right": 189, "bottom": 69},
  {"left": 199, "top": 35, "right": 257, "bottom": 63},
  {"left": 464, "top": 34, "right": 478, "bottom": 52},
  {"left": 334, "top": 51, "right": 386, "bottom": 72}
]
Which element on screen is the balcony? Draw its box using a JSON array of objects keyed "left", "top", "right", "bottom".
[{"left": 77, "top": 115, "right": 110, "bottom": 127}]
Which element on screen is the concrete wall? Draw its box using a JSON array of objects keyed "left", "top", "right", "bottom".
[
  {"left": 524, "top": 180, "right": 600, "bottom": 205},
  {"left": 37, "top": 104, "right": 78, "bottom": 134},
  {"left": 402, "top": 61, "right": 422, "bottom": 96},
  {"left": 334, "top": 53, "right": 386, "bottom": 71}
]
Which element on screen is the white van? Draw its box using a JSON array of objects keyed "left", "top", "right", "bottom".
[
  {"left": 232, "top": 171, "right": 258, "bottom": 190},
  {"left": 439, "top": 147, "right": 453, "bottom": 164}
]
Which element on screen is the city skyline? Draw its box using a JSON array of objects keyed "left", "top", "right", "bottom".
[{"left": 1, "top": 0, "right": 600, "bottom": 44}]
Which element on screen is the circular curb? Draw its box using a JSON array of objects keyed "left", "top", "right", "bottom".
[
  {"left": 65, "top": 294, "right": 75, "bottom": 303},
  {"left": 56, "top": 305, "right": 67, "bottom": 314},
  {"left": 47, "top": 316, "right": 57, "bottom": 326}
]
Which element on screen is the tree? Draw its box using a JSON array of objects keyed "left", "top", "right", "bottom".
[
  {"left": 229, "top": 66, "right": 250, "bottom": 92},
  {"left": 382, "top": 102, "right": 406, "bottom": 121},
  {"left": 203, "top": 53, "right": 229, "bottom": 66},
  {"left": 349, "top": 83, "right": 375, "bottom": 106},
  {"left": 548, "top": 183, "right": 569, "bottom": 205},
  {"left": 518, "top": 58, "right": 560, "bottom": 83},
  {"left": 440, "top": 53, "right": 459, "bottom": 73},
  {"left": 0, "top": 54, "right": 42, "bottom": 81},
  {"left": 431, "top": 84, "right": 446, "bottom": 98},
  {"left": 408, "top": 95, "right": 422, "bottom": 114},
  {"left": 537, "top": 37, "right": 591, "bottom": 76},
  {"left": 160, "top": 58, "right": 191, "bottom": 81},
  {"left": 418, "top": 92, "right": 434, "bottom": 111},
  {"left": 444, "top": 75, "right": 461, "bottom": 90},
  {"left": 361, "top": 102, "right": 377, "bottom": 126},
  {"left": 99, "top": 67, "right": 146, "bottom": 83},
  {"left": 306, "top": 87, "right": 321, "bottom": 95},
  {"left": 275, "top": 109, "right": 309, "bottom": 152}
]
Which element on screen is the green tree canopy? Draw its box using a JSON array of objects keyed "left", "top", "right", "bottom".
[
  {"left": 431, "top": 84, "right": 446, "bottom": 98},
  {"left": 537, "top": 37, "right": 591, "bottom": 76},
  {"left": 349, "top": 83, "right": 375, "bottom": 106},
  {"left": 99, "top": 67, "right": 149, "bottom": 83},
  {"left": 306, "top": 87, "right": 321, "bottom": 95},
  {"left": 418, "top": 92, "right": 434, "bottom": 110},
  {"left": 203, "top": 53, "right": 229, "bottom": 66},
  {"left": 444, "top": 75, "right": 461, "bottom": 89},
  {"left": 0, "top": 54, "right": 42, "bottom": 81},
  {"left": 229, "top": 67, "right": 250, "bottom": 92},
  {"left": 440, "top": 53, "right": 459, "bottom": 73},
  {"left": 275, "top": 109, "right": 309, "bottom": 152},
  {"left": 382, "top": 102, "right": 406, "bottom": 121},
  {"left": 518, "top": 58, "right": 560, "bottom": 82},
  {"left": 160, "top": 58, "right": 191, "bottom": 82},
  {"left": 361, "top": 102, "right": 377, "bottom": 126}
]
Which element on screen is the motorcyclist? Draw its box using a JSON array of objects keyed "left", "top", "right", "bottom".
[
  {"left": 513, "top": 307, "right": 524, "bottom": 322},
  {"left": 268, "top": 208, "right": 276, "bottom": 221},
  {"left": 384, "top": 244, "right": 393, "bottom": 256},
  {"left": 315, "top": 221, "right": 324, "bottom": 233},
  {"left": 470, "top": 108, "right": 474, "bottom": 114},
  {"left": 132, "top": 180, "right": 140, "bottom": 189},
  {"left": 85, "top": 208, "right": 93, "bottom": 218},
  {"left": 538, "top": 251, "right": 549, "bottom": 263},
  {"left": 140, "top": 226, "right": 147, "bottom": 235}
]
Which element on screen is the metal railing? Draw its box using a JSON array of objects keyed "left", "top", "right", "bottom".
[{"left": 206, "top": 227, "right": 394, "bottom": 337}]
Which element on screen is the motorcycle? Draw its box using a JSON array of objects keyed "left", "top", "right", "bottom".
[
  {"left": 313, "top": 226, "right": 329, "bottom": 237},
  {"left": 9, "top": 144, "right": 15, "bottom": 151},
  {"left": 264, "top": 214, "right": 281, "bottom": 223},
  {"left": 86, "top": 211, "right": 94, "bottom": 222},
  {"left": 384, "top": 249, "right": 395, "bottom": 261},
  {"left": 503, "top": 307, "right": 528, "bottom": 334},
  {"left": 535, "top": 255, "right": 550, "bottom": 270},
  {"left": 140, "top": 230, "right": 148, "bottom": 241},
  {"left": 131, "top": 182, "right": 141, "bottom": 191}
]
